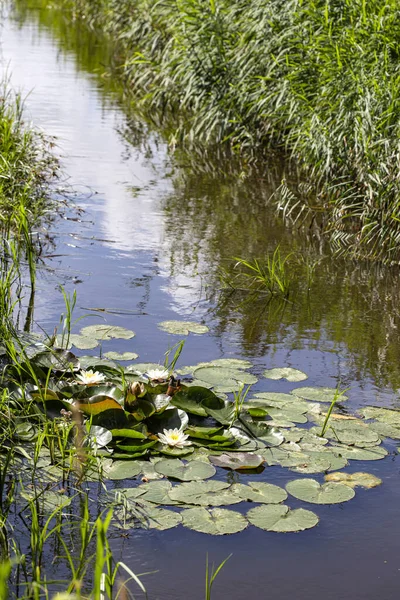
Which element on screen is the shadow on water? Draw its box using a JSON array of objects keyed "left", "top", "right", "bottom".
[{"left": 2, "top": 3, "right": 400, "bottom": 600}]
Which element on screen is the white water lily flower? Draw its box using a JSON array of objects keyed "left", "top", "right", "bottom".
[
  {"left": 146, "top": 367, "right": 169, "bottom": 381},
  {"left": 157, "top": 428, "right": 192, "bottom": 448},
  {"left": 76, "top": 369, "right": 106, "bottom": 385}
]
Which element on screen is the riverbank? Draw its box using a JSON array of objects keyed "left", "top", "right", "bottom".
[
  {"left": 20, "top": 0, "right": 400, "bottom": 263},
  {"left": 0, "top": 83, "right": 59, "bottom": 340}
]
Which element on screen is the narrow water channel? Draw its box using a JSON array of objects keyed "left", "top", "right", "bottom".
[{"left": 1, "top": 3, "right": 400, "bottom": 599}]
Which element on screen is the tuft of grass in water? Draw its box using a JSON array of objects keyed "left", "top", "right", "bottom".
[
  {"left": 320, "top": 385, "right": 350, "bottom": 438},
  {"left": 222, "top": 247, "right": 293, "bottom": 298},
  {"left": 205, "top": 554, "right": 231, "bottom": 600}
]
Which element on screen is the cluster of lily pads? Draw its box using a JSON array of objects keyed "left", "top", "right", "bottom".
[{"left": 3, "top": 324, "right": 400, "bottom": 535}]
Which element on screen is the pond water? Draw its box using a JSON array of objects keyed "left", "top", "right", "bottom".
[{"left": 1, "top": 3, "right": 400, "bottom": 599}]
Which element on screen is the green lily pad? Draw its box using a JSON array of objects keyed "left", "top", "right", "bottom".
[
  {"left": 238, "top": 418, "right": 284, "bottom": 446},
  {"left": 247, "top": 505, "right": 318, "bottom": 532},
  {"left": 168, "top": 481, "right": 240, "bottom": 506},
  {"left": 247, "top": 408, "right": 268, "bottom": 418},
  {"left": 311, "top": 421, "right": 380, "bottom": 445},
  {"left": 263, "top": 368, "right": 308, "bottom": 382},
  {"left": 181, "top": 507, "right": 248, "bottom": 535},
  {"left": 154, "top": 459, "right": 216, "bottom": 481},
  {"left": 126, "top": 363, "right": 165, "bottom": 374},
  {"left": 69, "top": 334, "right": 99, "bottom": 350},
  {"left": 286, "top": 478, "right": 355, "bottom": 504},
  {"left": 139, "top": 504, "right": 182, "bottom": 530},
  {"left": 131, "top": 480, "right": 179, "bottom": 505},
  {"left": 325, "top": 472, "right": 382, "bottom": 489},
  {"left": 103, "top": 352, "right": 139, "bottom": 361},
  {"left": 368, "top": 422, "right": 400, "bottom": 439},
  {"left": 193, "top": 366, "right": 257, "bottom": 387},
  {"left": 208, "top": 359, "right": 253, "bottom": 369},
  {"left": 329, "top": 444, "right": 387, "bottom": 460},
  {"left": 80, "top": 325, "right": 135, "bottom": 340},
  {"left": 104, "top": 460, "right": 142, "bottom": 480},
  {"left": 209, "top": 452, "right": 264, "bottom": 470},
  {"left": 155, "top": 444, "right": 195, "bottom": 458},
  {"left": 158, "top": 321, "right": 209, "bottom": 335},
  {"left": 89, "top": 426, "right": 112, "bottom": 448},
  {"left": 291, "top": 387, "right": 348, "bottom": 403},
  {"left": 21, "top": 490, "right": 72, "bottom": 514},
  {"left": 231, "top": 482, "right": 287, "bottom": 504},
  {"left": 171, "top": 387, "right": 219, "bottom": 417},
  {"left": 360, "top": 406, "right": 400, "bottom": 425}
]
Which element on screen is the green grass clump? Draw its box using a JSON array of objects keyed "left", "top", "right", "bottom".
[{"left": 29, "top": 0, "right": 400, "bottom": 262}]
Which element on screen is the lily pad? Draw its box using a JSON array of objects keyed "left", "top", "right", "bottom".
[
  {"left": 193, "top": 366, "right": 258, "bottom": 387},
  {"left": 263, "top": 368, "right": 308, "bottom": 382},
  {"left": 88, "top": 426, "right": 113, "bottom": 448},
  {"left": 209, "top": 452, "right": 264, "bottom": 470},
  {"left": 126, "top": 363, "right": 165, "bottom": 374},
  {"left": 158, "top": 321, "right": 209, "bottom": 335},
  {"left": 368, "top": 422, "right": 400, "bottom": 439},
  {"left": 324, "top": 472, "right": 382, "bottom": 489},
  {"left": 69, "top": 334, "right": 99, "bottom": 350},
  {"left": 291, "top": 387, "right": 348, "bottom": 403},
  {"left": 247, "top": 505, "right": 318, "bottom": 533},
  {"left": 311, "top": 421, "right": 380, "bottom": 445},
  {"left": 231, "top": 482, "right": 287, "bottom": 504},
  {"left": 286, "top": 478, "right": 355, "bottom": 504},
  {"left": 208, "top": 359, "right": 253, "bottom": 369},
  {"left": 171, "top": 387, "right": 218, "bottom": 417},
  {"left": 80, "top": 324, "right": 135, "bottom": 340},
  {"left": 360, "top": 406, "right": 400, "bottom": 425},
  {"left": 154, "top": 459, "right": 216, "bottom": 481},
  {"left": 139, "top": 504, "right": 182, "bottom": 530},
  {"left": 181, "top": 507, "right": 248, "bottom": 535},
  {"left": 103, "top": 460, "right": 142, "bottom": 480},
  {"left": 168, "top": 481, "right": 240, "bottom": 506},
  {"left": 103, "top": 352, "right": 139, "bottom": 361},
  {"left": 329, "top": 444, "right": 387, "bottom": 460}
]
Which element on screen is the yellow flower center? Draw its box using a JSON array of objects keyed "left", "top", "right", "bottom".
[{"left": 170, "top": 433, "right": 180, "bottom": 440}]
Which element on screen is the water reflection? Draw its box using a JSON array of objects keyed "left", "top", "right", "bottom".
[{"left": 5, "top": 0, "right": 400, "bottom": 397}]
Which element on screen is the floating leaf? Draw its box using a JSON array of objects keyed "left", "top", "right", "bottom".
[
  {"left": 193, "top": 366, "right": 257, "bottom": 387},
  {"left": 291, "top": 387, "right": 348, "bottom": 403},
  {"left": 155, "top": 444, "right": 195, "bottom": 458},
  {"left": 231, "top": 482, "right": 287, "bottom": 504},
  {"left": 80, "top": 324, "right": 135, "bottom": 340},
  {"left": 104, "top": 460, "right": 142, "bottom": 480},
  {"left": 110, "top": 428, "right": 147, "bottom": 440},
  {"left": 126, "top": 362, "right": 164, "bottom": 374},
  {"left": 286, "top": 478, "right": 355, "bottom": 504},
  {"left": 368, "top": 422, "right": 400, "bottom": 439},
  {"left": 359, "top": 406, "right": 400, "bottom": 425},
  {"left": 168, "top": 481, "right": 239, "bottom": 506},
  {"left": 329, "top": 444, "right": 387, "bottom": 460},
  {"left": 263, "top": 368, "right": 308, "bottom": 382},
  {"left": 154, "top": 459, "right": 216, "bottom": 481},
  {"left": 311, "top": 421, "right": 380, "bottom": 445},
  {"left": 181, "top": 507, "right": 247, "bottom": 535},
  {"left": 131, "top": 480, "right": 177, "bottom": 504},
  {"left": 209, "top": 452, "right": 264, "bottom": 470},
  {"left": 69, "top": 334, "right": 99, "bottom": 350},
  {"left": 89, "top": 426, "right": 112, "bottom": 448},
  {"left": 247, "top": 407, "right": 268, "bottom": 418},
  {"left": 147, "top": 407, "right": 189, "bottom": 434},
  {"left": 138, "top": 504, "right": 182, "bottom": 530},
  {"left": 208, "top": 358, "right": 253, "bottom": 369},
  {"left": 104, "top": 352, "right": 139, "bottom": 361},
  {"left": 171, "top": 387, "right": 219, "bottom": 417},
  {"left": 247, "top": 505, "right": 318, "bottom": 533},
  {"left": 325, "top": 472, "right": 382, "bottom": 489},
  {"left": 158, "top": 321, "right": 209, "bottom": 335}
]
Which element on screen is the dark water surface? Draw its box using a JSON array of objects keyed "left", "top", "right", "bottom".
[{"left": 1, "top": 3, "right": 400, "bottom": 599}]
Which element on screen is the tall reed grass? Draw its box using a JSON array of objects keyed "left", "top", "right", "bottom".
[{"left": 34, "top": 0, "right": 400, "bottom": 262}]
